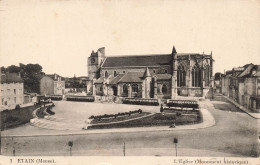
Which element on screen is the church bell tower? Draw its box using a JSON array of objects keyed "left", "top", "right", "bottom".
[{"left": 88, "top": 47, "right": 106, "bottom": 80}]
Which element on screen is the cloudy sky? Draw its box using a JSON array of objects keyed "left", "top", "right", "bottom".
[{"left": 0, "top": 0, "right": 260, "bottom": 77}]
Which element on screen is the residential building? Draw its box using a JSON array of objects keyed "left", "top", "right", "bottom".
[
  {"left": 221, "top": 63, "right": 260, "bottom": 113},
  {"left": 0, "top": 73, "right": 24, "bottom": 109},
  {"left": 40, "top": 74, "right": 65, "bottom": 95},
  {"left": 238, "top": 64, "right": 260, "bottom": 112}
]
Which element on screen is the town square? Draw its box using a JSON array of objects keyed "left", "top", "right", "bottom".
[{"left": 0, "top": 0, "right": 259, "bottom": 164}]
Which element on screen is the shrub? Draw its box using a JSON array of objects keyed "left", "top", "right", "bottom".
[
  {"left": 176, "top": 112, "right": 181, "bottom": 116},
  {"left": 46, "top": 107, "right": 55, "bottom": 115},
  {"left": 3, "top": 109, "right": 9, "bottom": 112},
  {"left": 15, "top": 104, "right": 20, "bottom": 109},
  {"left": 4, "top": 116, "right": 19, "bottom": 123}
]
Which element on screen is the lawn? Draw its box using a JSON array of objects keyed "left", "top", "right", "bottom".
[
  {"left": 0, "top": 105, "right": 39, "bottom": 130},
  {"left": 90, "top": 112, "right": 151, "bottom": 124},
  {"left": 88, "top": 110, "right": 202, "bottom": 129}
]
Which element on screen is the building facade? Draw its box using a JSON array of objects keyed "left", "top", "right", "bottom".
[
  {"left": 237, "top": 64, "right": 260, "bottom": 112},
  {"left": 221, "top": 63, "right": 260, "bottom": 112},
  {"left": 0, "top": 73, "right": 24, "bottom": 109},
  {"left": 40, "top": 74, "right": 65, "bottom": 95},
  {"left": 87, "top": 46, "right": 214, "bottom": 99}
]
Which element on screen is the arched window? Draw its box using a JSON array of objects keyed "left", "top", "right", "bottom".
[
  {"left": 123, "top": 84, "right": 128, "bottom": 94},
  {"left": 105, "top": 71, "right": 108, "bottom": 78},
  {"left": 162, "top": 84, "right": 167, "bottom": 94},
  {"left": 204, "top": 65, "right": 210, "bottom": 87},
  {"left": 114, "top": 71, "right": 117, "bottom": 77},
  {"left": 132, "top": 84, "right": 138, "bottom": 92},
  {"left": 177, "top": 64, "right": 186, "bottom": 87},
  {"left": 192, "top": 64, "right": 202, "bottom": 87},
  {"left": 100, "top": 86, "right": 103, "bottom": 92}
]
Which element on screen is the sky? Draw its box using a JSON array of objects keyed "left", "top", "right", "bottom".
[{"left": 0, "top": 0, "right": 260, "bottom": 77}]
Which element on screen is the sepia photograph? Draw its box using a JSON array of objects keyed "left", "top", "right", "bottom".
[{"left": 0, "top": 0, "right": 259, "bottom": 164}]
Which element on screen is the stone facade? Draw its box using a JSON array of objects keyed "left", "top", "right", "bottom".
[
  {"left": 221, "top": 64, "right": 260, "bottom": 112},
  {"left": 87, "top": 46, "right": 214, "bottom": 99},
  {"left": 1, "top": 73, "right": 24, "bottom": 109},
  {"left": 40, "top": 74, "right": 65, "bottom": 95}
]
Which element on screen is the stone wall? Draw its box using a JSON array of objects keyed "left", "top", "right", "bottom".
[{"left": 157, "top": 80, "right": 171, "bottom": 99}]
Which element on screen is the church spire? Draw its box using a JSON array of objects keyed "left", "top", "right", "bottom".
[
  {"left": 172, "top": 45, "right": 177, "bottom": 54},
  {"left": 143, "top": 67, "right": 151, "bottom": 77}
]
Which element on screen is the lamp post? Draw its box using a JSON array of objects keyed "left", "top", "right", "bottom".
[
  {"left": 68, "top": 141, "right": 73, "bottom": 156},
  {"left": 173, "top": 138, "right": 178, "bottom": 157},
  {"left": 123, "top": 142, "right": 125, "bottom": 156}
]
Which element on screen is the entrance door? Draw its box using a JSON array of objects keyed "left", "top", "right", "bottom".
[{"left": 112, "top": 86, "right": 117, "bottom": 96}]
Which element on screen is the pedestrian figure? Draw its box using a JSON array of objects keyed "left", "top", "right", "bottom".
[{"left": 169, "top": 123, "right": 175, "bottom": 128}]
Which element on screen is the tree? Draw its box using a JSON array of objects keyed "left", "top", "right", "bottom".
[
  {"left": 22, "top": 64, "right": 44, "bottom": 93},
  {"left": 6, "top": 65, "right": 20, "bottom": 73},
  {"left": 2, "top": 63, "right": 45, "bottom": 93},
  {"left": 1, "top": 67, "right": 6, "bottom": 73}
]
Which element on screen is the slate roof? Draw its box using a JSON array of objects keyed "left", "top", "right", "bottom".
[
  {"left": 102, "top": 54, "right": 172, "bottom": 68},
  {"left": 117, "top": 72, "right": 144, "bottom": 83},
  {"left": 46, "top": 74, "right": 65, "bottom": 81},
  {"left": 238, "top": 64, "right": 260, "bottom": 78},
  {"left": 238, "top": 64, "right": 254, "bottom": 78},
  {"left": 95, "top": 77, "right": 105, "bottom": 84},
  {"left": 109, "top": 74, "right": 125, "bottom": 84},
  {"left": 156, "top": 74, "right": 172, "bottom": 80},
  {"left": 1, "top": 73, "right": 23, "bottom": 83}
]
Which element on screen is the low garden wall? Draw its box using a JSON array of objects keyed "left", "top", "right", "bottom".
[
  {"left": 46, "top": 95, "right": 63, "bottom": 101},
  {"left": 66, "top": 96, "right": 95, "bottom": 102}
]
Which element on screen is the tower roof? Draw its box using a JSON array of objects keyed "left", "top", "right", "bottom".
[{"left": 143, "top": 67, "right": 151, "bottom": 77}]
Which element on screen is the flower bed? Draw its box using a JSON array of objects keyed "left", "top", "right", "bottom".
[
  {"left": 90, "top": 112, "right": 151, "bottom": 124},
  {"left": 163, "top": 107, "right": 199, "bottom": 113},
  {"left": 87, "top": 110, "right": 202, "bottom": 130},
  {"left": 66, "top": 96, "right": 95, "bottom": 102},
  {"left": 89, "top": 109, "right": 143, "bottom": 120},
  {"left": 122, "top": 98, "right": 159, "bottom": 106}
]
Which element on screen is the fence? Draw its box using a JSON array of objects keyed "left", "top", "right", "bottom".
[
  {"left": 122, "top": 98, "right": 159, "bottom": 106},
  {"left": 66, "top": 96, "right": 95, "bottom": 102},
  {"left": 166, "top": 100, "right": 199, "bottom": 109}
]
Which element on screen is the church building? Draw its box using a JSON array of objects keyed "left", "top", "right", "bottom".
[{"left": 87, "top": 46, "right": 214, "bottom": 99}]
